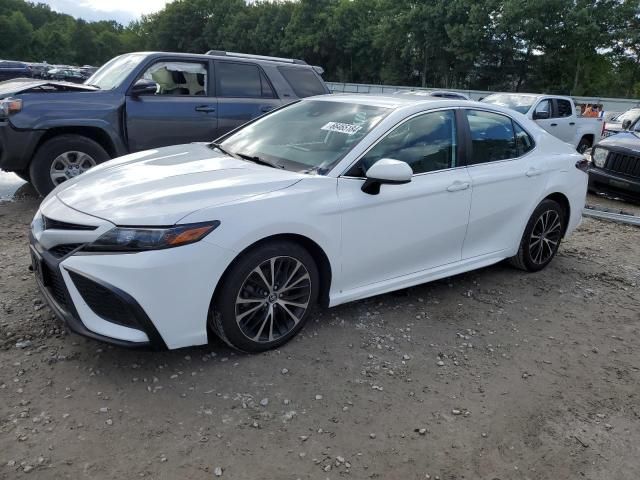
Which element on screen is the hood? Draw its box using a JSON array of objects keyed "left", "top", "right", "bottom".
[
  {"left": 597, "top": 131, "right": 640, "bottom": 154},
  {"left": 55, "top": 143, "right": 304, "bottom": 226},
  {"left": 0, "top": 79, "right": 98, "bottom": 98}
]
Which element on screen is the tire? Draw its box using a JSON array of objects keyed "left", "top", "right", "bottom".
[
  {"left": 509, "top": 199, "right": 566, "bottom": 272},
  {"left": 210, "top": 241, "right": 320, "bottom": 353},
  {"left": 29, "top": 134, "right": 110, "bottom": 196},
  {"left": 576, "top": 137, "right": 592, "bottom": 154}
]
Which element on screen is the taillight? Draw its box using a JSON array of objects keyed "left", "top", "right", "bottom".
[{"left": 601, "top": 121, "right": 605, "bottom": 138}]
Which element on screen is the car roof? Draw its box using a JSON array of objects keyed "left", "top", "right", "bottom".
[
  {"left": 140, "top": 51, "right": 315, "bottom": 69},
  {"left": 305, "top": 93, "right": 478, "bottom": 109}
]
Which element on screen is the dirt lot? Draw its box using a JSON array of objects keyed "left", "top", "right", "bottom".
[{"left": 1, "top": 191, "right": 639, "bottom": 480}]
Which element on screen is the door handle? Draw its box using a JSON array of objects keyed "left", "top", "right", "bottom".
[
  {"left": 261, "top": 105, "right": 275, "bottom": 113},
  {"left": 195, "top": 105, "right": 216, "bottom": 113},
  {"left": 526, "top": 167, "right": 542, "bottom": 177},
  {"left": 550, "top": 123, "right": 558, "bottom": 127},
  {"left": 446, "top": 181, "right": 470, "bottom": 192},
  {"left": 569, "top": 122, "right": 575, "bottom": 126}
]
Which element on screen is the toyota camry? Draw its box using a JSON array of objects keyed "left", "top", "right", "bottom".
[{"left": 30, "top": 95, "right": 588, "bottom": 352}]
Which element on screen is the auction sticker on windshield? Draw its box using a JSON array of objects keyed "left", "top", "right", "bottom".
[{"left": 321, "top": 122, "right": 363, "bottom": 135}]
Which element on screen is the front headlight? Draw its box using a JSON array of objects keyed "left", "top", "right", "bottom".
[
  {"left": 591, "top": 147, "right": 608, "bottom": 168},
  {"left": 84, "top": 221, "right": 220, "bottom": 252},
  {"left": 0, "top": 97, "right": 22, "bottom": 119}
]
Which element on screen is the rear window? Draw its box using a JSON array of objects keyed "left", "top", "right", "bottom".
[
  {"left": 278, "top": 66, "right": 326, "bottom": 98},
  {"left": 217, "top": 62, "right": 274, "bottom": 98}
]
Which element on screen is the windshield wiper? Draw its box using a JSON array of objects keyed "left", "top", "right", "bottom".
[
  {"left": 84, "top": 84, "right": 101, "bottom": 89},
  {"left": 235, "top": 152, "right": 284, "bottom": 169}
]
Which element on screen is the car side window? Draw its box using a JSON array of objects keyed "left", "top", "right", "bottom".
[
  {"left": 217, "top": 62, "right": 274, "bottom": 99},
  {"left": 514, "top": 122, "right": 535, "bottom": 156},
  {"left": 534, "top": 100, "right": 552, "bottom": 118},
  {"left": 556, "top": 99, "right": 572, "bottom": 118},
  {"left": 354, "top": 110, "right": 457, "bottom": 176},
  {"left": 141, "top": 61, "right": 208, "bottom": 96},
  {"left": 466, "top": 110, "right": 518, "bottom": 164}
]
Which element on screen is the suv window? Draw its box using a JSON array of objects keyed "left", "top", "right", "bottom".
[
  {"left": 278, "top": 66, "right": 326, "bottom": 98},
  {"left": 141, "top": 61, "right": 208, "bottom": 96},
  {"left": 355, "top": 110, "right": 457, "bottom": 175},
  {"left": 217, "top": 62, "right": 274, "bottom": 98},
  {"left": 466, "top": 110, "right": 518, "bottom": 164},
  {"left": 556, "top": 99, "right": 572, "bottom": 118}
]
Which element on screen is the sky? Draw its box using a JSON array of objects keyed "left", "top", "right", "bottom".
[{"left": 37, "top": 0, "right": 174, "bottom": 24}]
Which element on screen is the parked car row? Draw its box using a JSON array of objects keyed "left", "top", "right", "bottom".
[{"left": 0, "top": 60, "right": 97, "bottom": 83}]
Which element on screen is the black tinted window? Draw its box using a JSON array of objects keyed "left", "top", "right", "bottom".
[
  {"left": 556, "top": 99, "right": 572, "bottom": 117},
  {"left": 357, "top": 110, "right": 457, "bottom": 175},
  {"left": 278, "top": 67, "right": 326, "bottom": 98},
  {"left": 466, "top": 110, "right": 517, "bottom": 164},
  {"left": 217, "top": 62, "right": 262, "bottom": 98},
  {"left": 514, "top": 122, "right": 535, "bottom": 155}
]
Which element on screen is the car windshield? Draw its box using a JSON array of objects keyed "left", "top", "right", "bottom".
[
  {"left": 85, "top": 53, "right": 147, "bottom": 90},
  {"left": 219, "top": 100, "right": 390, "bottom": 174},
  {"left": 481, "top": 94, "right": 536, "bottom": 114}
]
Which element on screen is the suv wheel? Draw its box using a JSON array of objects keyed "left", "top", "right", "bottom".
[
  {"left": 29, "top": 134, "right": 110, "bottom": 196},
  {"left": 510, "top": 199, "right": 566, "bottom": 272},
  {"left": 210, "top": 241, "right": 319, "bottom": 352}
]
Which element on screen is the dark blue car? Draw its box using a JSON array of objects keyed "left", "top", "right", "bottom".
[
  {"left": 0, "top": 60, "right": 32, "bottom": 81},
  {"left": 0, "top": 51, "right": 329, "bottom": 195}
]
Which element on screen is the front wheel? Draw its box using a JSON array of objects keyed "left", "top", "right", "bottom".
[
  {"left": 29, "top": 134, "right": 110, "bottom": 196},
  {"left": 509, "top": 199, "right": 566, "bottom": 272},
  {"left": 210, "top": 241, "right": 319, "bottom": 352}
]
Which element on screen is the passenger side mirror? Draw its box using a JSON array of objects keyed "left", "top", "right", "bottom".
[
  {"left": 533, "top": 110, "right": 550, "bottom": 120},
  {"left": 130, "top": 79, "right": 159, "bottom": 96},
  {"left": 361, "top": 158, "right": 413, "bottom": 195},
  {"left": 622, "top": 119, "right": 632, "bottom": 130}
]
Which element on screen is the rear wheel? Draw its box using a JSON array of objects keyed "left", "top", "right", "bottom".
[
  {"left": 29, "top": 134, "right": 110, "bottom": 196},
  {"left": 577, "top": 137, "right": 592, "bottom": 154},
  {"left": 210, "top": 241, "right": 319, "bottom": 352},
  {"left": 509, "top": 199, "right": 566, "bottom": 272}
]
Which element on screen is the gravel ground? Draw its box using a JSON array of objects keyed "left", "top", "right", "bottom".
[{"left": 1, "top": 192, "right": 639, "bottom": 480}]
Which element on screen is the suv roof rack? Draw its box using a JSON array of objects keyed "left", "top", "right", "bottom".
[{"left": 205, "top": 50, "right": 308, "bottom": 66}]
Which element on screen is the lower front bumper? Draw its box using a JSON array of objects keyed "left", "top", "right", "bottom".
[
  {"left": 588, "top": 168, "right": 640, "bottom": 199},
  {"left": 30, "top": 237, "right": 167, "bottom": 350},
  {"left": 0, "top": 121, "right": 43, "bottom": 171}
]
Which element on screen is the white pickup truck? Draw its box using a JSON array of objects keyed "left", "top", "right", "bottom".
[{"left": 481, "top": 93, "right": 603, "bottom": 153}]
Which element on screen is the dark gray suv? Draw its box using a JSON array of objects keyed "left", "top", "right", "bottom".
[{"left": 0, "top": 51, "right": 329, "bottom": 195}]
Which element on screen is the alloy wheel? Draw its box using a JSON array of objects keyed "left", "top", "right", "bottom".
[
  {"left": 529, "top": 209, "right": 562, "bottom": 265},
  {"left": 50, "top": 151, "right": 97, "bottom": 185},
  {"left": 235, "top": 256, "right": 312, "bottom": 343}
]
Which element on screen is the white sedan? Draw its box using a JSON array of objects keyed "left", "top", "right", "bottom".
[{"left": 30, "top": 95, "right": 588, "bottom": 352}]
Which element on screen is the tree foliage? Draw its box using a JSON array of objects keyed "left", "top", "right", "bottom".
[{"left": 1, "top": 0, "right": 639, "bottom": 97}]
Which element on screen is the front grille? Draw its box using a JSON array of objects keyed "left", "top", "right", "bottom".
[
  {"left": 41, "top": 263, "right": 68, "bottom": 309},
  {"left": 68, "top": 271, "right": 139, "bottom": 329},
  {"left": 49, "top": 243, "right": 83, "bottom": 258},
  {"left": 604, "top": 152, "right": 640, "bottom": 179},
  {"left": 43, "top": 216, "right": 97, "bottom": 231}
]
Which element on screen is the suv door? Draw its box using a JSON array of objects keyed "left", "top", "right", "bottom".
[
  {"left": 338, "top": 109, "right": 472, "bottom": 290},
  {"left": 125, "top": 59, "right": 218, "bottom": 152},
  {"left": 214, "top": 61, "right": 282, "bottom": 136},
  {"left": 461, "top": 109, "right": 545, "bottom": 258}
]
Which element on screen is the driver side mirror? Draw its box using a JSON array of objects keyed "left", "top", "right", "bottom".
[
  {"left": 130, "top": 79, "right": 159, "bottom": 96},
  {"left": 622, "top": 119, "right": 632, "bottom": 130},
  {"left": 533, "top": 110, "right": 550, "bottom": 120},
  {"left": 361, "top": 158, "right": 413, "bottom": 195}
]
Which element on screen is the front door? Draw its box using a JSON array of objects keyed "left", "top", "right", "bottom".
[
  {"left": 338, "top": 109, "right": 472, "bottom": 291},
  {"left": 125, "top": 60, "right": 217, "bottom": 152}
]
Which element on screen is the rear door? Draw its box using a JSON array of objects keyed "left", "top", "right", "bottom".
[
  {"left": 214, "top": 61, "right": 281, "bottom": 137},
  {"left": 125, "top": 59, "right": 218, "bottom": 152},
  {"left": 461, "top": 109, "right": 547, "bottom": 259},
  {"left": 551, "top": 98, "right": 577, "bottom": 144}
]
